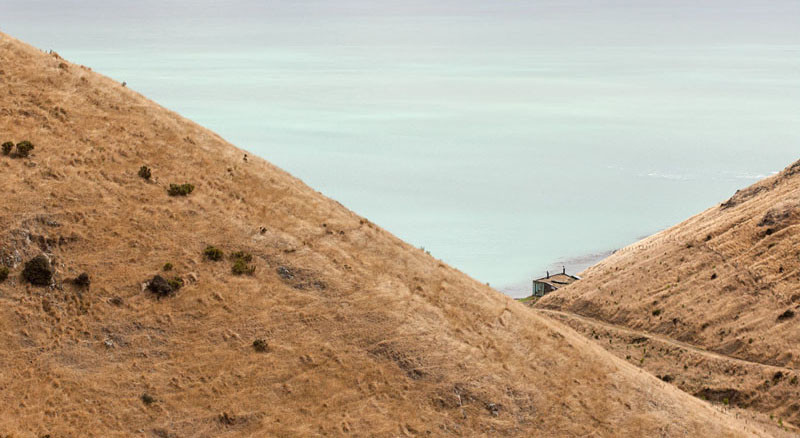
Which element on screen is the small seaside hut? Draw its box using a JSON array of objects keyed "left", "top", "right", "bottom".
[{"left": 532, "top": 267, "right": 579, "bottom": 297}]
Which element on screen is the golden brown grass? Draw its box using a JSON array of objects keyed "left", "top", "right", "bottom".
[
  {"left": 0, "top": 33, "right": 768, "bottom": 437},
  {"left": 539, "top": 156, "right": 800, "bottom": 428}
]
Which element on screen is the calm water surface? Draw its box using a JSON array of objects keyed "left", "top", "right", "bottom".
[{"left": 3, "top": 1, "right": 798, "bottom": 296}]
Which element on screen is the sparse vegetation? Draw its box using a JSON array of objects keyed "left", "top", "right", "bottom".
[
  {"left": 204, "top": 245, "right": 224, "bottom": 261},
  {"left": 777, "top": 309, "right": 795, "bottom": 321},
  {"left": 73, "top": 272, "right": 90, "bottom": 287},
  {"left": 5, "top": 35, "right": 794, "bottom": 437},
  {"left": 0, "top": 266, "right": 8, "bottom": 282},
  {"left": 167, "top": 183, "right": 194, "bottom": 196},
  {"left": 15, "top": 140, "right": 34, "bottom": 158},
  {"left": 22, "top": 255, "right": 53, "bottom": 286},
  {"left": 232, "top": 258, "right": 255, "bottom": 276},
  {"left": 231, "top": 251, "right": 255, "bottom": 275},
  {"left": 252, "top": 339, "right": 269, "bottom": 352},
  {"left": 1, "top": 141, "right": 12, "bottom": 155},
  {"left": 168, "top": 277, "right": 184, "bottom": 291},
  {"left": 141, "top": 393, "right": 156, "bottom": 405},
  {"left": 652, "top": 309, "right": 662, "bottom": 317},
  {"left": 147, "top": 275, "right": 174, "bottom": 297},
  {"left": 138, "top": 165, "right": 152, "bottom": 180}
]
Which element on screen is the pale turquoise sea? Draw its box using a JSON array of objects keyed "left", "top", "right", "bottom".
[{"left": 3, "top": 1, "right": 798, "bottom": 296}]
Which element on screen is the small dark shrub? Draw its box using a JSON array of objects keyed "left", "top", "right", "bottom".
[
  {"left": 168, "top": 277, "right": 184, "bottom": 291},
  {"left": 232, "top": 258, "right": 255, "bottom": 276},
  {"left": 778, "top": 309, "right": 795, "bottom": 321},
  {"left": 15, "top": 140, "right": 34, "bottom": 158},
  {"left": 252, "top": 339, "right": 269, "bottom": 352},
  {"left": 0, "top": 266, "right": 8, "bottom": 282},
  {"left": 73, "top": 272, "right": 90, "bottom": 287},
  {"left": 167, "top": 183, "right": 194, "bottom": 196},
  {"left": 1, "top": 142, "right": 12, "bottom": 156},
  {"left": 141, "top": 393, "right": 156, "bottom": 405},
  {"left": 138, "top": 165, "right": 152, "bottom": 180},
  {"left": 22, "top": 255, "right": 53, "bottom": 286},
  {"left": 652, "top": 309, "right": 662, "bottom": 317},
  {"left": 204, "top": 246, "right": 224, "bottom": 261},
  {"left": 710, "top": 273, "right": 717, "bottom": 280},
  {"left": 162, "top": 262, "right": 173, "bottom": 271},
  {"left": 147, "top": 275, "right": 174, "bottom": 297}
]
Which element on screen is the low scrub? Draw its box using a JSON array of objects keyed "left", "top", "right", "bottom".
[
  {"left": 232, "top": 258, "right": 255, "bottom": 276},
  {"left": 167, "top": 183, "right": 194, "bottom": 196},
  {"left": 0, "top": 266, "right": 8, "bottom": 282},
  {"left": 141, "top": 393, "right": 156, "bottom": 405},
  {"left": 15, "top": 141, "right": 34, "bottom": 158},
  {"left": 1, "top": 141, "right": 35, "bottom": 158},
  {"left": 778, "top": 309, "right": 795, "bottom": 321},
  {"left": 22, "top": 255, "right": 53, "bottom": 286},
  {"left": 73, "top": 272, "right": 90, "bottom": 288},
  {"left": 204, "top": 246, "right": 224, "bottom": 261},
  {"left": 168, "top": 276, "right": 184, "bottom": 291},
  {"left": 252, "top": 339, "right": 269, "bottom": 352},
  {"left": 231, "top": 251, "right": 255, "bottom": 276},
  {"left": 147, "top": 275, "right": 174, "bottom": 297},
  {"left": 138, "top": 165, "right": 152, "bottom": 180}
]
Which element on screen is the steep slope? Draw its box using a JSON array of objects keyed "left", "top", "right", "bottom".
[
  {"left": 539, "top": 159, "right": 800, "bottom": 424},
  {"left": 0, "top": 33, "right": 764, "bottom": 437}
]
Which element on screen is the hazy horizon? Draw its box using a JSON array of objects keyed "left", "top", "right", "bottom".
[{"left": 3, "top": 0, "right": 798, "bottom": 296}]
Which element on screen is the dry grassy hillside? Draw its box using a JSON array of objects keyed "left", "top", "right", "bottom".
[
  {"left": 539, "top": 158, "right": 800, "bottom": 425},
  {"left": 0, "top": 33, "right": 766, "bottom": 437}
]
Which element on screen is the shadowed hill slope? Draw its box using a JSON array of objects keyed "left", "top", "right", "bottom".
[
  {"left": 539, "top": 159, "right": 800, "bottom": 424},
  {"left": 0, "top": 33, "right": 764, "bottom": 437}
]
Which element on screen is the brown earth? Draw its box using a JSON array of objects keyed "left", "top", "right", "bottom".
[
  {"left": 537, "top": 308, "right": 800, "bottom": 437},
  {"left": 0, "top": 33, "right": 770, "bottom": 437},
  {"left": 538, "top": 155, "right": 800, "bottom": 430}
]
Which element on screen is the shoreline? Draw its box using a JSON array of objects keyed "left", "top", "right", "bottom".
[
  {"left": 499, "top": 238, "right": 655, "bottom": 299},
  {"left": 501, "top": 232, "right": 660, "bottom": 299}
]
